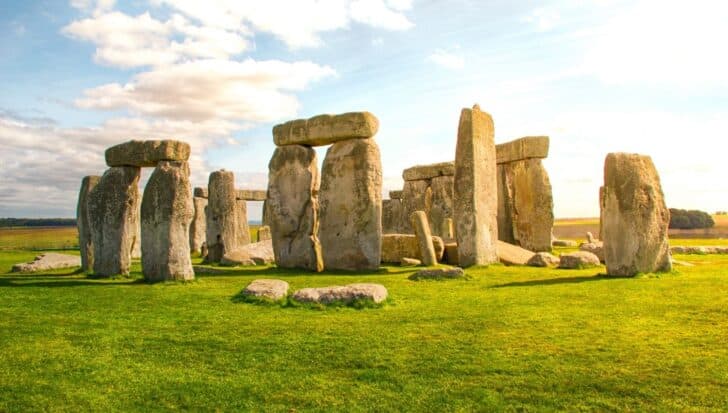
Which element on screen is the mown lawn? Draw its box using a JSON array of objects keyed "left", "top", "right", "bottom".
[{"left": 0, "top": 245, "right": 727, "bottom": 411}]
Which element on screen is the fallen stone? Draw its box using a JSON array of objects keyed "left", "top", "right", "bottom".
[
  {"left": 235, "top": 189, "right": 267, "bottom": 201},
  {"left": 267, "top": 145, "right": 323, "bottom": 271},
  {"left": 453, "top": 104, "right": 498, "bottom": 267},
  {"left": 11, "top": 253, "right": 80, "bottom": 273},
  {"left": 257, "top": 225, "right": 271, "bottom": 242},
  {"left": 243, "top": 279, "right": 289, "bottom": 301},
  {"left": 273, "top": 112, "right": 379, "bottom": 147},
  {"left": 402, "top": 161, "right": 455, "bottom": 181},
  {"left": 401, "top": 257, "right": 421, "bottom": 267},
  {"left": 189, "top": 196, "right": 207, "bottom": 254},
  {"left": 602, "top": 153, "right": 671, "bottom": 276},
  {"left": 141, "top": 161, "right": 195, "bottom": 282},
  {"left": 220, "top": 239, "right": 275, "bottom": 266},
  {"left": 318, "top": 138, "right": 382, "bottom": 271},
  {"left": 389, "top": 190, "right": 403, "bottom": 200},
  {"left": 497, "top": 240, "right": 535, "bottom": 265},
  {"left": 495, "top": 136, "right": 549, "bottom": 164},
  {"left": 527, "top": 252, "right": 561, "bottom": 267},
  {"left": 409, "top": 267, "right": 466, "bottom": 281},
  {"left": 552, "top": 240, "right": 578, "bottom": 247},
  {"left": 105, "top": 140, "right": 190, "bottom": 167},
  {"left": 292, "top": 283, "right": 388, "bottom": 304},
  {"left": 206, "top": 170, "right": 244, "bottom": 263},
  {"left": 193, "top": 187, "right": 208, "bottom": 198},
  {"left": 77, "top": 175, "right": 100, "bottom": 272},
  {"left": 580, "top": 241, "right": 605, "bottom": 263},
  {"left": 381, "top": 234, "right": 444, "bottom": 263},
  {"left": 411, "top": 211, "right": 437, "bottom": 266},
  {"left": 558, "top": 251, "right": 601, "bottom": 269}
]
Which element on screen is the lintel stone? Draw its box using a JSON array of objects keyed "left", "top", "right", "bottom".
[
  {"left": 105, "top": 140, "right": 191, "bottom": 167},
  {"left": 273, "top": 112, "right": 379, "bottom": 147},
  {"left": 402, "top": 161, "right": 455, "bottom": 181}
]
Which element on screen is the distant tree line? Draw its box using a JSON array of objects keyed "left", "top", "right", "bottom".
[
  {"left": 669, "top": 209, "right": 715, "bottom": 229},
  {"left": 0, "top": 218, "right": 77, "bottom": 228}
]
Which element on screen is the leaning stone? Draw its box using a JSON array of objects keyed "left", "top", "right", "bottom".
[
  {"left": 602, "top": 153, "right": 672, "bottom": 276},
  {"left": 105, "top": 140, "right": 190, "bottom": 167},
  {"left": 558, "top": 251, "right": 601, "bottom": 269},
  {"left": 235, "top": 189, "right": 267, "bottom": 201},
  {"left": 495, "top": 136, "right": 549, "bottom": 164},
  {"left": 453, "top": 104, "right": 499, "bottom": 266},
  {"left": 382, "top": 199, "right": 404, "bottom": 234},
  {"left": 11, "top": 253, "right": 81, "bottom": 273},
  {"left": 402, "top": 161, "right": 455, "bottom": 181},
  {"left": 257, "top": 225, "right": 271, "bottom": 242},
  {"left": 401, "top": 257, "right": 421, "bottom": 267},
  {"left": 552, "top": 240, "right": 578, "bottom": 247},
  {"left": 220, "top": 239, "right": 275, "bottom": 266},
  {"left": 580, "top": 241, "right": 605, "bottom": 263},
  {"left": 497, "top": 240, "right": 535, "bottom": 265},
  {"left": 527, "top": 252, "right": 561, "bottom": 267},
  {"left": 206, "top": 170, "right": 244, "bottom": 263},
  {"left": 429, "top": 175, "right": 454, "bottom": 238},
  {"left": 189, "top": 197, "right": 207, "bottom": 254},
  {"left": 193, "top": 187, "right": 208, "bottom": 198},
  {"left": 141, "top": 161, "right": 194, "bottom": 282},
  {"left": 87, "top": 166, "right": 141, "bottom": 276},
  {"left": 381, "top": 234, "right": 444, "bottom": 263},
  {"left": 319, "top": 138, "right": 382, "bottom": 271},
  {"left": 401, "top": 180, "right": 431, "bottom": 234},
  {"left": 267, "top": 145, "right": 323, "bottom": 271},
  {"left": 410, "top": 211, "right": 437, "bottom": 266},
  {"left": 292, "top": 283, "right": 388, "bottom": 304},
  {"left": 389, "top": 190, "right": 403, "bottom": 200},
  {"left": 77, "top": 175, "right": 100, "bottom": 272},
  {"left": 243, "top": 279, "right": 289, "bottom": 301},
  {"left": 409, "top": 267, "right": 466, "bottom": 281},
  {"left": 273, "top": 112, "right": 379, "bottom": 147}
]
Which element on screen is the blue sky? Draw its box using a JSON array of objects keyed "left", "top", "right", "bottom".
[{"left": 1, "top": 0, "right": 727, "bottom": 219}]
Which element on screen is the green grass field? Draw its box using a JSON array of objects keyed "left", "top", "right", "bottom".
[{"left": 1, "top": 228, "right": 727, "bottom": 411}]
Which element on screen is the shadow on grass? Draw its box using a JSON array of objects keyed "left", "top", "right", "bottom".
[
  {"left": 0, "top": 271, "right": 145, "bottom": 288},
  {"left": 491, "top": 273, "right": 615, "bottom": 288},
  {"left": 193, "top": 264, "right": 402, "bottom": 279}
]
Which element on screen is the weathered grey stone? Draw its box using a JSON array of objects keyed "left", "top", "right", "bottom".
[
  {"left": 11, "top": 253, "right": 80, "bottom": 273},
  {"left": 443, "top": 218, "right": 455, "bottom": 240},
  {"left": 221, "top": 239, "right": 274, "bottom": 266},
  {"left": 131, "top": 215, "right": 141, "bottom": 259},
  {"left": 497, "top": 159, "right": 553, "bottom": 252},
  {"left": 87, "top": 166, "right": 141, "bottom": 276},
  {"left": 409, "top": 267, "right": 466, "bottom": 280},
  {"left": 257, "top": 225, "right": 271, "bottom": 242},
  {"left": 402, "top": 161, "right": 455, "bottom": 181},
  {"left": 381, "top": 234, "right": 444, "bottom": 263},
  {"left": 267, "top": 145, "right": 323, "bottom": 271},
  {"left": 580, "top": 241, "right": 605, "bottom": 263},
  {"left": 527, "top": 252, "right": 561, "bottom": 267},
  {"left": 453, "top": 104, "right": 498, "bottom": 267},
  {"left": 410, "top": 211, "right": 437, "bottom": 266},
  {"left": 105, "top": 140, "right": 190, "bottom": 167},
  {"left": 401, "top": 180, "right": 431, "bottom": 234},
  {"left": 194, "top": 187, "right": 208, "bottom": 198},
  {"left": 319, "top": 138, "right": 382, "bottom": 271},
  {"left": 141, "top": 161, "right": 194, "bottom": 282},
  {"left": 497, "top": 240, "right": 535, "bottom": 266},
  {"left": 389, "top": 190, "right": 403, "bottom": 200},
  {"left": 602, "top": 153, "right": 672, "bottom": 276},
  {"left": 206, "top": 170, "right": 244, "bottom": 263},
  {"left": 400, "top": 257, "right": 421, "bottom": 267},
  {"left": 243, "top": 279, "right": 289, "bottom": 301},
  {"left": 495, "top": 136, "right": 549, "bottom": 164},
  {"left": 273, "top": 112, "right": 379, "bottom": 147},
  {"left": 190, "top": 197, "right": 207, "bottom": 254},
  {"left": 77, "top": 175, "right": 100, "bottom": 272},
  {"left": 552, "top": 239, "right": 578, "bottom": 247},
  {"left": 292, "top": 283, "right": 388, "bottom": 304},
  {"left": 236, "top": 199, "right": 251, "bottom": 246},
  {"left": 429, "top": 175, "right": 454, "bottom": 238},
  {"left": 558, "top": 251, "right": 601, "bottom": 269},
  {"left": 236, "top": 189, "right": 267, "bottom": 201},
  {"left": 382, "top": 199, "right": 404, "bottom": 234}
]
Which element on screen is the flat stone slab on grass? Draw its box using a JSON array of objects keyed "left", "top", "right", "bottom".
[
  {"left": 409, "top": 267, "right": 466, "bottom": 281},
  {"left": 220, "top": 240, "right": 274, "bottom": 266},
  {"left": 558, "top": 251, "right": 601, "bottom": 269},
  {"left": 243, "top": 279, "right": 289, "bottom": 301},
  {"left": 497, "top": 240, "right": 535, "bottom": 265},
  {"left": 12, "top": 253, "right": 80, "bottom": 273},
  {"left": 273, "top": 112, "right": 379, "bottom": 147},
  {"left": 105, "top": 140, "right": 191, "bottom": 167},
  {"left": 527, "top": 252, "right": 561, "bottom": 267},
  {"left": 292, "top": 283, "right": 388, "bottom": 305}
]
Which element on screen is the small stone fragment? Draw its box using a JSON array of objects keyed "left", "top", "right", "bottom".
[
  {"left": 400, "top": 257, "right": 421, "bottom": 267},
  {"left": 580, "top": 241, "right": 605, "bottom": 263},
  {"left": 292, "top": 283, "right": 388, "bottom": 304},
  {"left": 243, "top": 279, "right": 289, "bottom": 301},
  {"left": 11, "top": 253, "right": 81, "bottom": 273},
  {"left": 558, "top": 251, "right": 601, "bottom": 269},
  {"left": 409, "top": 267, "right": 466, "bottom": 281},
  {"left": 527, "top": 252, "right": 561, "bottom": 267},
  {"left": 220, "top": 239, "right": 274, "bottom": 266}
]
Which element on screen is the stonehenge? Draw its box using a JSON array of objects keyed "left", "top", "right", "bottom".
[
  {"left": 205, "top": 170, "right": 245, "bottom": 263},
  {"left": 268, "top": 111, "right": 382, "bottom": 271},
  {"left": 76, "top": 175, "right": 100, "bottom": 272},
  {"left": 602, "top": 153, "right": 672, "bottom": 276}
]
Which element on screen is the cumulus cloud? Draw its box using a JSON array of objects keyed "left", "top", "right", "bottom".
[{"left": 427, "top": 49, "right": 464, "bottom": 70}]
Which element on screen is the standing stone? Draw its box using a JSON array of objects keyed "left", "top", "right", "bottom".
[
  {"left": 401, "top": 180, "right": 431, "bottom": 234},
  {"left": 77, "top": 176, "right": 100, "bottom": 272},
  {"left": 429, "top": 175, "right": 454, "bottom": 238},
  {"left": 453, "top": 105, "right": 498, "bottom": 267},
  {"left": 257, "top": 225, "right": 271, "bottom": 242},
  {"left": 410, "top": 211, "right": 437, "bottom": 266},
  {"left": 444, "top": 218, "right": 455, "bottom": 240},
  {"left": 382, "top": 199, "right": 404, "bottom": 234},
  {"left": 141, "top": 161, "right": 194, "bottom": 281},
  {"left": 319, "top": 138, "right": 382, "bottom": 271},
  {"left": 267, "top": 145, "right": 323, "bottom": 271},
  {"left": 190, "top": 197, "right": 207, "bottom": 254},
  {"left": 497, "top": 164, "right": 516, "bottom": 245},
  {"left": 87, "top": 166, "right": 141, "bottom": 276},
  {"left": 598, "top": 186, "right": 605, "bottom": 240},
  {"left": 236, "top": 199, "right": 251, "bottom": 246},
  {"left": 131, "top": 213, "right": 142, "bottom": 259},
  {"left": 602, "top": 153, "right": 672, "bottom": 276},
  {"left": 206, "top": 170, "right": 242, "bottom": 263}
]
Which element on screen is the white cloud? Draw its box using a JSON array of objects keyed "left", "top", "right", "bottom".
[
  {"left": 75, "top": 59, "right": 336, "bottom": 123},
  {"left": 350, "top": 0, "right": 414, "bottom": 30},
  {"left": 71, "top": 0, "right": 116, "bottom": 15},
  {"left": 521, "top": 6, "right": 561, "bottom": 32},
  {"left": 427, "top": 49, "right": 464, "bottom": 70}
]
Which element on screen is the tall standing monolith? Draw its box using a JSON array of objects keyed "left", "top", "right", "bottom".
[
  {"left": 206, "top": 170, "right": 242, "bottom": 263},
  {"left": 77, "top": 175, "right": 100, "bottom": 272}
]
